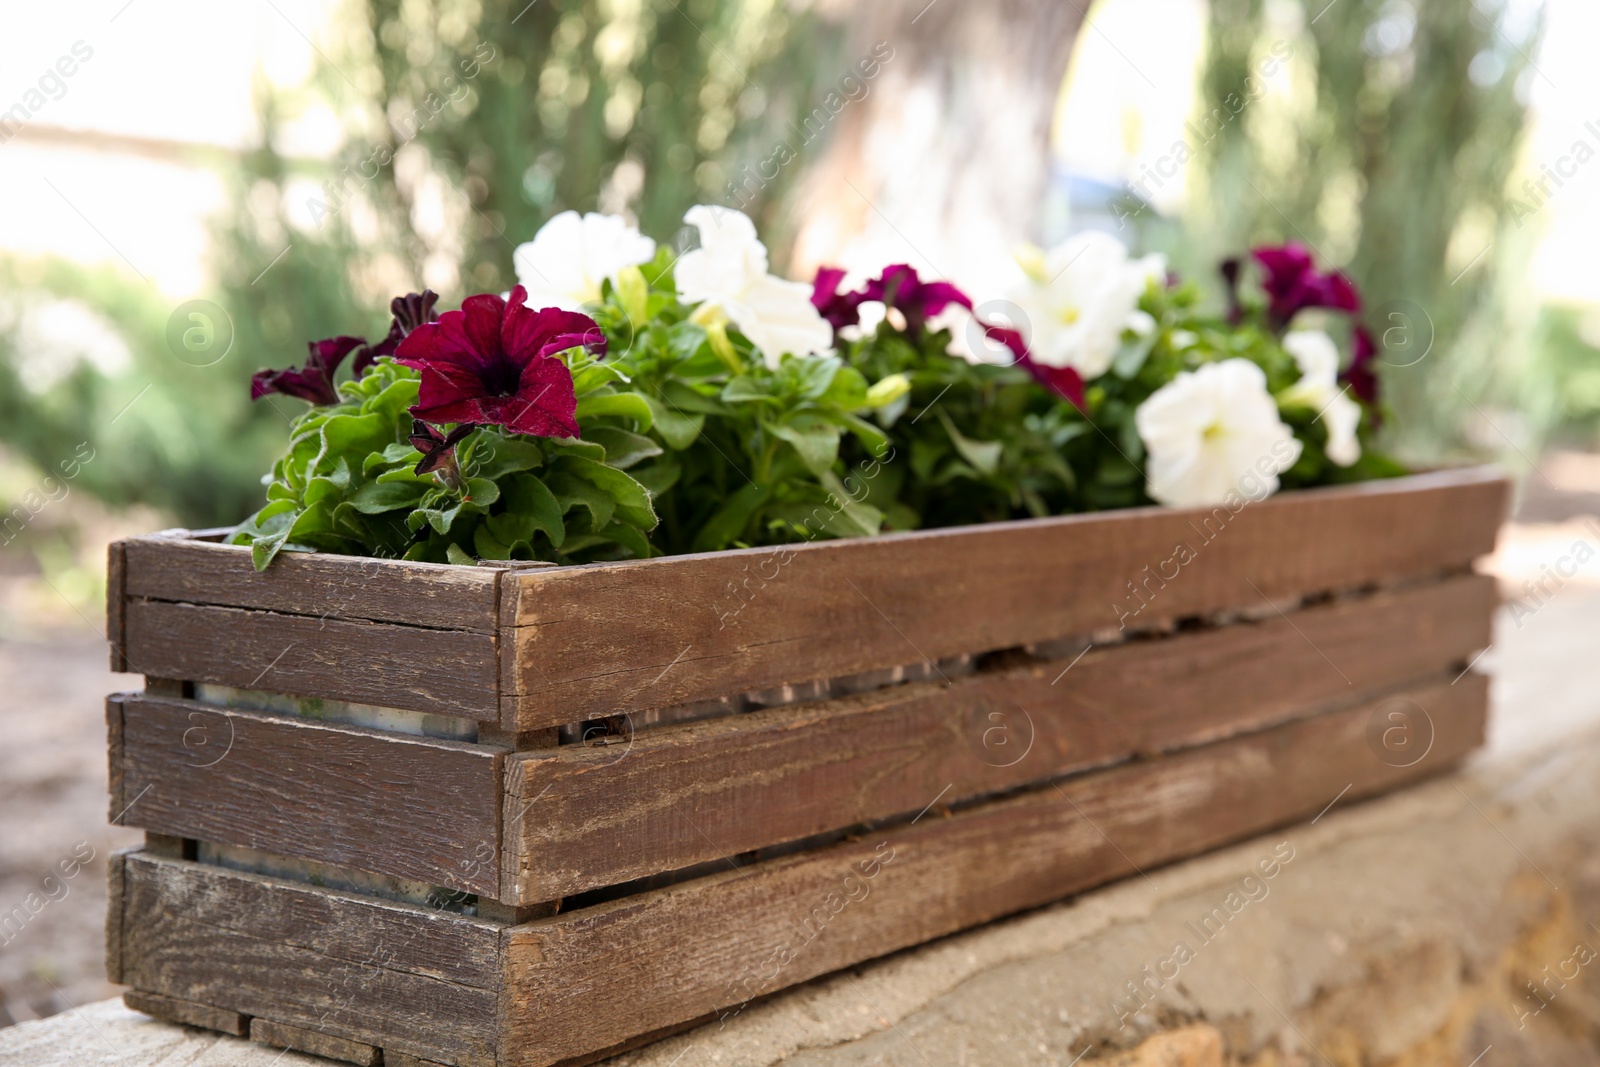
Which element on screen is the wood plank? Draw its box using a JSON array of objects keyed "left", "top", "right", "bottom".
[
  {"left": 105, "top": 849, "right": 127, "bottom": 985},
  {"left": 107, "top": 540, "right": 129, "bottom": 672},
  {"left": 105, "top": 696, "right": 125, "bottom": 828},
  {"left": 120, "top": 852, "right": 503, "bottom": 1067},
  {"left": 123, "top": 990, "right": 249, "bottom": 1036},
  {"left": 502, "top": 466, "right": 1508, "bottom": 727},
  {"left": 121, "top": 536, "right": 498, "bottom": 631},
  {"left": 503, "top": 575, "right": 1495, "bottom": 901},
  {"left": 251, "top": 1018, "right": 380, "bottom": 1066},
  {"left": 501, "top": 676, "right": 1487, "bottom": 1066},
  {"left": 122, "top": 600, "right": 499, "bottom": 720},
  {"left": 117, "top": 696, "right": 505, "bottom": 895}
]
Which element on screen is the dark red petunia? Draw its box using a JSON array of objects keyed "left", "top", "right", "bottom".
[
  {"left": 251, "top": 335, "right": 366, "bottom": 406},
  {"left": 1251, "top": 243, "right": 1361, "bottom": 329},
  {"left": 811, "top": 266, "right": 864, "bottom": 333},
  {"left": 1344, "top": 325, "right": 1381, "bottom": 407},
  {"left": 863, "top": 263, "right": 973, "bottom": 338},
  {"left": 985, "top": 322, "right": 1086, "bottom": 411},
  {"left": 354, "top": 290, "right": 441, "bottom": 377},
  {"left": 408, "top": 419, "right": 474, "bottom": 476},
  {"left": 395, "top": 285, "right": 603, "bottom": 439}
]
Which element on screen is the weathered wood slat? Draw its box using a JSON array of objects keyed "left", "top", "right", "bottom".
[
  {"left": 124, "top": 990, "right": 250, "bottom": 1036},
  {"left": 503, "top": 575, "right": 1494, "bottom": 901},
  {"left": 122, "top": 600, "right": 499, "bottom": 720},
  {"left": 500, "top": 675, "right": 1486, "bottom": 1066},
  {"left": 251, "top": 1019, "right": 381, "bottom": 1066},
  {"left": 107, "top": 540, "right": 129, "bottom": 672},
  {"left": 501, "top": 467, "right": 1507, "bottom": 727},
  {"left": 120, "top": 537, "right": 499, "bottom": 631},
  {"left": 115, "top": 696, "right": 505, "bottom": 895},
  {"left": 118, "top": 852, "right": 503, "bottom": 1067},
  {"left": 105, "top": 850, "right": 127, "bottom": 985}
]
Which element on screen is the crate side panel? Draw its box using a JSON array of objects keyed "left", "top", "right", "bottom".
[
  {"left": 504, "top": 574, "right": 1494, "bottom": 900},
  {"left": 119, "top": 697, "right": 504, "bottom": 895},
  {"left": 501, "top": 676, "right": 1487, "bottom": 1066},
  {"left": 123, "top": 600, "right": 499, "bottom": 720},
  {"left": 123, "top": 537, "right": 498, "bottom": 631},
  {"left": 121, "top": 853, "right": 502, "bottom": 1067},
  {"left": 504, "top": 467, "right": 1508, "bottom": 726}
]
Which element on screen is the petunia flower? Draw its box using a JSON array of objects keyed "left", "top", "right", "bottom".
[
  {"left": 1280, "top": 330, "right": 1361, "bottom": 467},
  {"left": 984, "top": 321, "right": 1087, "bottom": 410},
  {"left": 395, "top": 285, "right": 603, "bottom": 439},
  {"left": 1343, "top": 325, "right": 1380, "bottom": 406},
  {"left": 408, "top": 419, "right": 473, "bottom": 486},
  {"left": 353, "top": 290, "right": 441, "bottom": 376},
  {"left": 675, "top": 205, "right": 832, "bottom": 369},
  {"left": 1007, "top": 231, "right": 1166, "bottom": 381},
  {"left": 1251, "top": 243, "right": 1360, "bottom": 329},
  {"left": 512, "top": 211, "right": 657, "bottom": 312},
  {"left": 811, "top": 266, "right": 864, "bottom": 333},
  {"left": 251, "top": 335, "right": 366, "bottom": 405},
  {"left": 1135, "top": 359, "right": 1301, "bottom": 507},
  {"left": 861, "top": 263, "right": 973, "bottom": 339}
]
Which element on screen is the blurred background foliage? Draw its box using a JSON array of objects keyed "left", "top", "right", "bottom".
[{"left": 0, "top": 0, "right": 1586, "bottom": 614}]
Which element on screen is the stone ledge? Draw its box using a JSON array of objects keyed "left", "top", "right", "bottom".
[{"left": 4, "top": 719, "right": 1598, "bottom": 1067}]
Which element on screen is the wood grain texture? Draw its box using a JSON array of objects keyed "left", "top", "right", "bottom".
[
  {"left": 501, "top": 467, "right": 1508, "bottom": 728},
  {"left": 251, "top": 1018, "right": 381, "bottom": 1066},
  {"left": 124, "top": 990, "right": 249, "bottom": 1036},
  {"left": 502, "top": 576, "right": 1495, "bottom": 901},
  {"left": 117, "top": 696, "right": 505, "bottom": 895},
  {"left": 119, "top": 852, "right": 503, "bottom": 1067},
  {"left": 105, "top": 849, "right": 127, "bottom": 985},
  {"left": 500, "top": 676, "right": 1487, "bottom": 1066},
  {"left": 121, "top": 536, "right": 498, "bottom": 631},
  {"left": 122, "top": 600, "right": 499, "bottom": 720},
  {"left": 105, "top": 696, "right": 125, "bottom": 829},
  {"left": 107, "top": 540, "right": 128, "bottom": 672}
]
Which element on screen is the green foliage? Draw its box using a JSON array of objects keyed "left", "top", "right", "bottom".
[
  {"left": 1191, "top": 0, "right": 1540, "bottom": 461},
  {"left": 0, "top": 256, "right": 290, "bottom": 527},
  {"left": 232, "top": 357, "right": 661, "bottom": 568}
]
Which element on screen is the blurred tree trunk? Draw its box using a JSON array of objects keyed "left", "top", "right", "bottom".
[{"left": 787, "top": 0, "right": 1086, "bottom": 290}]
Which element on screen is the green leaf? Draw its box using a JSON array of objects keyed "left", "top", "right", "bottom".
[
  {"left": 586, "top": 427, "right": 663, "bottom": 469},
  {"left": 722, "top": 376, "right": 780, "bottom": 405},
  {"left": 446, "top": 543, "right": 477, "bottom": 566},
  {"left": 572, "top": 363, "right": 632, "bottom": 394},
  {"left": 666, "top": 321, "right": 708, "bottom": 361},
  {"left": 347, "top": 481, "right": 428, "bottom": 514},
  {"left": 642, "top": 396, "right": 705, "bottom": 449},
  {"left": 250, "top": 525, "right": 294, "bottom": 571},
  {"left": 630, "top": 459, "right": 681, "bottom": 497},
  {"left": 546, "top": 471, "right": 616, "bottom": 531},
  {"left": 559, "top": 456, "right": 657, "bottom": 529},
  {"left": 600, "top": 521, "right": 654, "bottom": 560},
  {"left": 770, "top": 419, "right": 840, "bottom": 478},
  {"left": 660, "top": 379, "right": 727, "bottom": 414},
  {"left": 793, "top": 355, "right": 841, "bottom": 400},
  {"left": 488, "top": 474, "right": 565, "bottom": 548},
  {"left": 818, "top": 365, "right": 869, "bottom": 410},
  {"left": 839, "top": 413, "right": 890, "bottom": 457},
  {"left": 576, "top": 391, "right": 656, "bottom": 429},
  {"left": 1112, "top": 332, "right": 1158, "bottom": 378},
  {"left": 474, "top": 436, "right": 544, "bottom": 479},
  {"left": 318, "top": 413, "right": 392, "bottom": 468},
  {"left": 937, "top": 411, "right": 1003, "bottom": 477},
  {"left": 366, "top": 442, "right": 420, "bottom": 475},
  {"left": 692, "top": 481, "right": 769, "bottom": 551},
  {"left": 464, "top": 478, "right": 501, "bottom": 506}
]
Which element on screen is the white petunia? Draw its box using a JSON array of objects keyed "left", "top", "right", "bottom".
[
  {"left": 1135, "top": 359, "right": 1302, "bottom": 508},
  {"left": 675, "top": 205, "right": 832, "bottom": 368},
  {"left": 1281, "top": 330, "right": 1362, "bottom": 467},
  {"left": 1008, "top": 231, "right": 1166, "bottom": 380},
  {"left": 512, "top": 210, "right": 656, "bottom": 311}
]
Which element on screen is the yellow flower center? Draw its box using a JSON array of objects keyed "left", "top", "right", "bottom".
[
  {"left": 1057, "top": 305, "right": 1081, "bottom": 325},
  {"left": 1202, "top": 422, "right": 1226, "bottom": 442}
]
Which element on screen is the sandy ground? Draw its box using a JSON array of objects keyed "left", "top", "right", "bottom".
[{"left": 0, "top": 454, "right": 1595, "bottom": 1031}]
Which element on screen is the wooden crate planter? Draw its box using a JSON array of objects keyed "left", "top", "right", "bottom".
[{"left": 105, "top": 467, "right": 1507, "bottom": 1067}]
